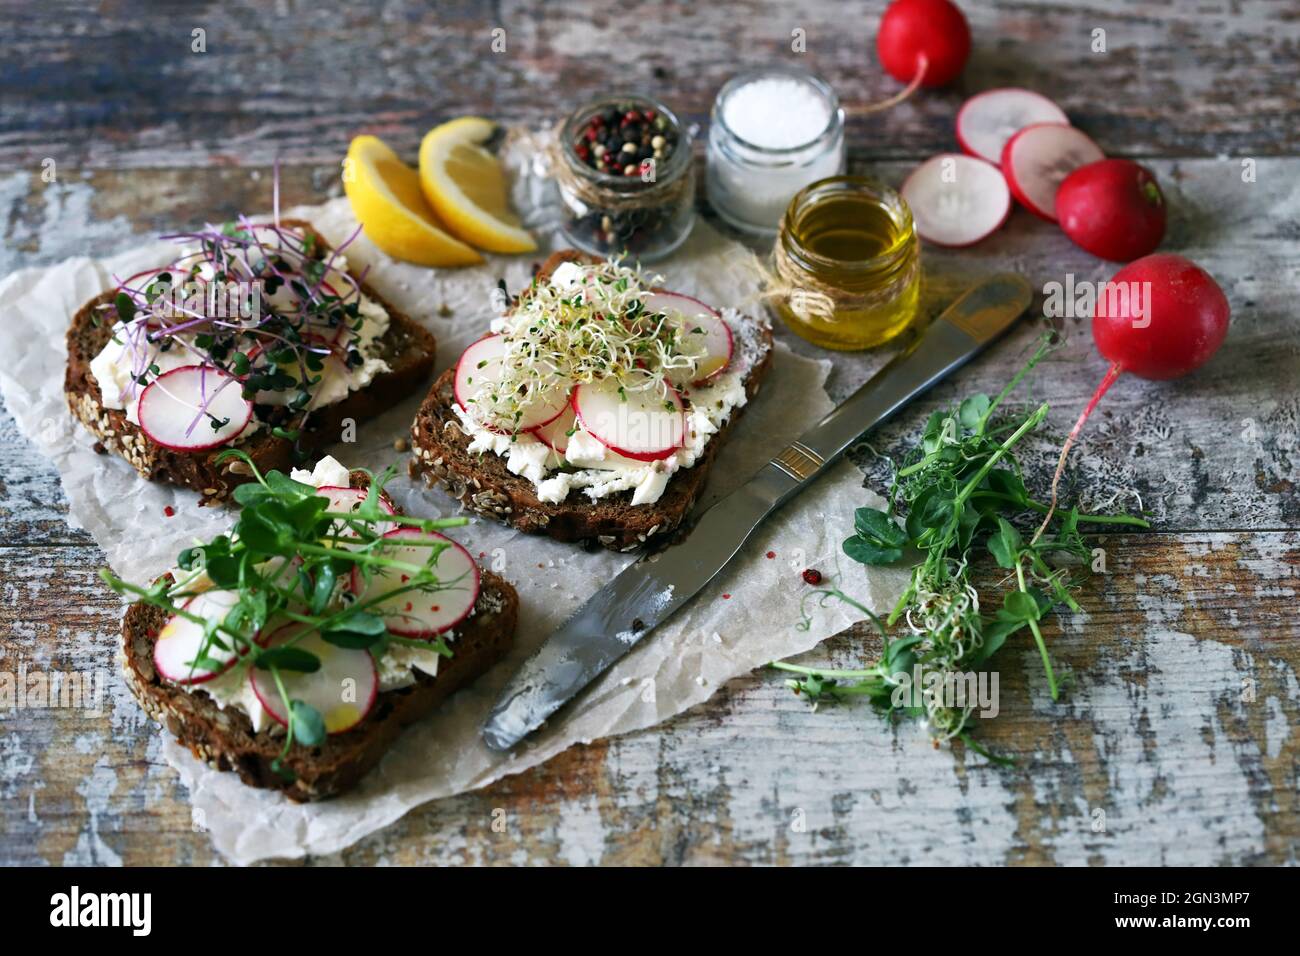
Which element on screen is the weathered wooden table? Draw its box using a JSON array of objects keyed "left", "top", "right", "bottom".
[{"left": 2, "top": 1, "right": 1296, "bottom": 865}]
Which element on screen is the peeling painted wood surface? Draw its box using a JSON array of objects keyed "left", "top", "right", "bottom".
[{"left": 1, "top": 1, "right": 1298, "bottom": 865}]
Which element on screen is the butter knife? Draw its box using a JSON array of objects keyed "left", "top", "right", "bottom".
[{"left": 482, "top": 274, "right": 1033, "bottom": 751}]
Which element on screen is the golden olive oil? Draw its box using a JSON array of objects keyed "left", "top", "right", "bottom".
[{"left": 773, "top": 176, "right": 921, "bottom": 350}]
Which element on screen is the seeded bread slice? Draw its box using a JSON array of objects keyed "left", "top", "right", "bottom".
[
  {"left": 407, "top": 250, "right": 774, "bottom": 551},
  {"left": 119, "top": 476, "right": 518, "bottom": 802},
  {"left": 65, "top": 218, "right": 437, "bottom": 503}
]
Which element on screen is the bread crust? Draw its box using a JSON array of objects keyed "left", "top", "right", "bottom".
[
  {"left": 407, "top": 251, "right": 774, "bottom": 551},
  {"left": 119, "top": 474, "right": 518, "bottom": 802},
  {"left": 65, "top": 218, "right": 437, "bottom": 503}
]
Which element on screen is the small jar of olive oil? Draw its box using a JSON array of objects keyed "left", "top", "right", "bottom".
[{"left": 771, "top": 176, "right": 921, "bottom": 350}]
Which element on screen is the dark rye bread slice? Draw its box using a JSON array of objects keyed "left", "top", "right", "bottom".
[
  {"left": 119, "top": 477, "right": 518, "bottom": 802},
  {"left": 65, "top": 217, "right": 436, "bottom": 504},
  {"left": 408, "top": 250, "right": 774, "bottom": 551}
]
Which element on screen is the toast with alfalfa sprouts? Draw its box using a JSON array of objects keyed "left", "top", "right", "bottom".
[
  {"left": 110, "top": 456, "right": 517, "bottom": 802},
  {"left": 409, "top": 250, "right": 774, "bottom": 551},
  {"left": 65, "top": 217, "right": 436, "bottom": 503}
]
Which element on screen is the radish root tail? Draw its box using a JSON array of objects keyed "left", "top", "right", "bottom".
[
  {"left": 861, "top": 53, "right": 929, "bottom": 114},
  {"left": 1031, "top": 361, "right": 1124, "bottom": 545}
]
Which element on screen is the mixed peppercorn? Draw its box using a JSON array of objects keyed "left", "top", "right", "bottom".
[{"left": 573, "top": 104, "right": 677, "bottom": 179}]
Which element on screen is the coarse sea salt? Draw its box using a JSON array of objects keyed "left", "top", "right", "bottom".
[
  {"left": 706, "top": 68, "right": 846, "bottom": 233},
  {"left": 721, "top": 77, "right": 832, "bottom": 149}
]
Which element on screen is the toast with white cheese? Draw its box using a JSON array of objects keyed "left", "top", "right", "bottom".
[
  {"left": 119, "top": 469, "right": 518, "bottom": 802},
  {"left": 408, "top": 251, "right": 774, "bottom": 551},
  {"left": 66, "top": 219, "right": 436, "bottom": 503}
]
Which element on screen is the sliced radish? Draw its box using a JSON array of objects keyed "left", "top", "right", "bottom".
[
  {"left": 315, "top": 484, "right": 396, "bottom": 516},
  {"left": 532, "top": 406, "right": 576, "bottom": 456},
  {"left": 154, "top": 589, "right": 258, "bottom": 685},
  {"left": 453, "top": 334, "right": 506, "bottom": 414},
  {"left": 243, "top": 335, "right": 341, "bottom": 405},
  {"left": 453, "top": 333, "right": 568, "bottom": 431},
  {"left": 1001, "top": 123, "right": 1105, "bottom": 222},
  {"left": 642, "top": 292, "right": 734, "bottom": 386},
  {"left": 349, "top": 527, "right": 480, "bottom": 637},
  {"left": 572, "top": 378, "right": 685, "bottom": 462},
  {"left": 901, "top": 154, "right": 1011, "bottom": 247},
  {"left": 315, "top": 485, "right": 396, "bottom": 541},
  {"left": 249, "top": 626, "right": 378, "bottom": 735},
  {"left": 137, "top": 364, "right": 254, "bottom": 451},
  {"left": 956, "top": 88, "right": 1069, "bottom": 165}
]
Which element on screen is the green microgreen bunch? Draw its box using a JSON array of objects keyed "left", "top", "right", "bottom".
[
  {"left": 468, "top": 259, "right": 708, "bottom": 432},
  {"left": 109, "top": 220, "right": 371, "bottom": 457},
  {"left": 773, "top": 335, "right": 1149, "bottom": 759},
  {"left": 101, "top": 450, "right": 469, "bottom": 778}
]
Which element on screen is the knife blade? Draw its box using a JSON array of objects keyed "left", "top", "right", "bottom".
[{"left": 481, "top": 273, "right": 1033, "bottom": 752}]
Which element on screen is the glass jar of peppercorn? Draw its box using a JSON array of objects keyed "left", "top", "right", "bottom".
[{"left": 557, "top": 94, "right": 695, "bottom": 262}]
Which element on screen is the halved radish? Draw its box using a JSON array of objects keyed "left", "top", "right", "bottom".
[
  {"left": 901, "top": 154, "right": 1011, "bottom": 247},
  {"left": 349, "top": 527, "right": 480, "bottom": 637},
  {"left": 956, "top": 88, "right": 1069, "bottom": 165},
  {"left": 453, "top": 333, "right": 568, "bottom": 430},
  {"left": 249, "top": 626, "right": 378, "bottom": 735},
  {"left": 1001, "top": 123, "right": 1105, "bottom": 222},
  {"left": 137, "top": 365, "right": 254, "bottom": 451},
  {"left": 154, "top": 589, "right": 258, "bottom": 685},
  {"left": 532, "top": 406, "right": 576, "bottom": 456},
  {"left": 642, "top": 292, "right": 734, "bottom": 386},
  {"left": 572, "top": 378, "right": 685, "bottom": 462}
]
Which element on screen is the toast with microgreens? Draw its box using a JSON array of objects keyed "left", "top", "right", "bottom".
[
  {"left": 66, "top": 217, "right": 436, "bottom": 503},
  {"left": 108, "top": 453, "right": 517, "bottom": 802},
  {"left": 409, "top": 251, "right": 774, "bottom": 551}
]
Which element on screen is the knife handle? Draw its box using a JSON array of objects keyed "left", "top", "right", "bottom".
[{"left": 765, "top": 274, "right": 1033, "bottom": 499}]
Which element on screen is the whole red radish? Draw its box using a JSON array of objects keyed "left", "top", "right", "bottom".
[
  {"left": 1093, "top": 253, "right": 1229, "bottom": 380},
  {"left": 1057, "top": 159, "right": 1166, "bottom": 262},
  {"left": 1034, "top": 254, "right": 1230, "bottom": 541},
  {"left": 877, "top": 0, "right": 971, "bottom": 88}
]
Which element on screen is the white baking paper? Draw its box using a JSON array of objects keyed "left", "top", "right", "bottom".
[{"left": 0, "top": 195, "right": 908, "bottom": 863}]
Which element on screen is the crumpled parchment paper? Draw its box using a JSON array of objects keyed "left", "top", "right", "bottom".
[{"left": 0, "top": 187, "right": 908, "bottom": 863}]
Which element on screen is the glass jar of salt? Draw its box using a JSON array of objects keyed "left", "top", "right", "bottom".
[{"left": 706, "top": 67, "right": 845, "bottom": 235}]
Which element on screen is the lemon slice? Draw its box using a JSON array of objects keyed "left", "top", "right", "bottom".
[
  {"left": 419, "top": 117, "right": 537, "bottom": 254},
  {"left": 343, "top": 135, "right": 483, "bottom": 267}
]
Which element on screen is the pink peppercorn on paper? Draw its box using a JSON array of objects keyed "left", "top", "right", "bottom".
[{"left": 0, "top": 182, "right": 907, "bottom": 862}]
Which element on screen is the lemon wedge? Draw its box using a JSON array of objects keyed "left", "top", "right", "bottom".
[
  {"left": 343, "top": 135, "right": 483, "bottom": 267},
  {"left": 419, "top": 117, "right": 537, "bottom": 254}
]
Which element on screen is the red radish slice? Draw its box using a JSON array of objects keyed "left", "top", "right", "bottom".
[
  {"left": 137, "top": 365, "right": 253, "bottom": 451},
  {"left": 453, "top": 334, "right": 568, "bottom": 430},
  {"left": 243, "top": 334, "right": 341, "bottom": 403},
  {"left": 1001, "top": 123, "right": 1104, "bottom": 222},
  {"left": 453, "top": 334, "right": 506, "bottom": 414},
  {"left": 572, "top": 379, "right": 685, "bottom": 462},
  {"left": 956, "top": 88, "right": 1070, "bottom": 165},
  {"left": 901, "top": 154, "right": 1011, "bottom": 247},
  {"left": 249, "top": 626, "right": 378, "bottom": 735},
  {"left": 532, "top": 406, "right": 576, "bottom": 456},
  {"left": 514, "top": 383, "right": 570, "bottom": 430},
  {"left": 349, "top": 528, "right": 480, "bottom": 637},
  {"left": 315, "top": 485, "right": 397, "bottom": 541},
  {"left": 315, "top": 485, "right": 397, "bottom": 516},
  {"left": 154, "top": 589, "right": 258, "bottom": 685},
  {"left": 643, "top": 292, "right": 734, "bottom": 386}
]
